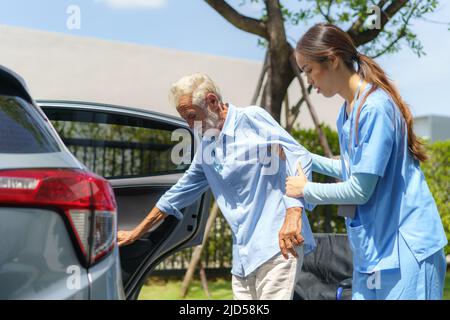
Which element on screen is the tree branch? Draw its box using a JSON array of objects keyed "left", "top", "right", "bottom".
[
  {"left": 251, "top": 51, "right": 270, "bottom": 105},
  {"left": 317, "top": 0, "right": 333, "bottom": 23},
  {"left": 286, "top": 84, "right": 313, "bottom": 131},
  {"left": 347, "top": 0, "right": 409, "bottom": 46},
  {"left": 326, "top": 0, "right": 333, "bottom": 21},
  {"left": 347, "top": 0, "right": 389, "bottom": 37},
  {"left": 265, "top": 0, "right": 290, "bottom": 51},
  {"left": 204, "top": 0, "right": 269, "bottom": 39},
  {"left": 370, "top": 31, "right": 406, "bottom": 58},
  {"left": 371, "top": 1, "right": 421, "bottom": 58}
]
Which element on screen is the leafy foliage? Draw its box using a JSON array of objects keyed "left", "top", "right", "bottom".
[
  {"left": 238, "top": 0, "right": 444, "bottom": 58},
  {"left": 291, "top": 124, "right": 346, "bottom": 233},
  {"left": 421, "top": 139, "right": 450, "bottom": 255}
]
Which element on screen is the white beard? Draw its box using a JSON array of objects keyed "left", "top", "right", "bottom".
[{"left": 202, "top": 109, "right": 221, "bottom": 137}]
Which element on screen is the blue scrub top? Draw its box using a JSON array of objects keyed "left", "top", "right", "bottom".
[{"left": 337, "top": 83, "right": 447, "bottom": 273}]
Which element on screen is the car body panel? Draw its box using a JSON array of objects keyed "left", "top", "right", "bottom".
[
  {"left": 88, "top": 247, "right": 125, "bottom": 300},
  {"left": 0, "top": 152, "right": 82, "bottom": 170},
  {"left": 0, "top": 208, "right": 90, "bottom": 300}
]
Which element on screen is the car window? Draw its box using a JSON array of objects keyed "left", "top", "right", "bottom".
[
  {"left": 42, "top": 107, "right": 192, "bottom": 179},
  {"left": 0, "top": 96, "right": 60, "bottom": 154}
]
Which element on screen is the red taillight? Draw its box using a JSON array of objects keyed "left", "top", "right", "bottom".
[{"left": 0, "top": 169, "right": 117, "bottom": 266}]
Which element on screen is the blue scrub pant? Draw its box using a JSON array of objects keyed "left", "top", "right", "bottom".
[{"left": 352, "top": 234, "right": 447, "bottom": 300}]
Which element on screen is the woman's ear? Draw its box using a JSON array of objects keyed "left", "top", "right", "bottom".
[{"left": 328, "top": 55, "right": 339, "bottom": 70}]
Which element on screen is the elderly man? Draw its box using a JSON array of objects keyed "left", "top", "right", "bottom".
[{"left": 118, "top": 73, "right": 316, "bottom": 300}]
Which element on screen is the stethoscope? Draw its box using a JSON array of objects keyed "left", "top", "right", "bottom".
[{"left": 343, "top": 78, "right": 364, "bottom": 178}]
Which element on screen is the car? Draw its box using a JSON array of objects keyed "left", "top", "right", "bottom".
[{"left": 0, "top": 65, "right": 212, "bottom": 300}]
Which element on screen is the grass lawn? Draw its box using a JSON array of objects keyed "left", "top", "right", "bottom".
[
  {"left": 444, "top": 270, "right": 450, "bottom": 300},
  {"left": 139, "top": 277, "right": 233, "bottom": 300},
  {"left": 139, "top": 271, "right": 450, "bottom": 300}
]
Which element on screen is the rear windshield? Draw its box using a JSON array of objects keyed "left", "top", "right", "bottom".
[{"left": 0, "top": 96, "right": 60, "bottom": 153}]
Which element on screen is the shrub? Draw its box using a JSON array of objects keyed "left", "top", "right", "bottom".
[
  {"left": 291, "top": 124, "right": 346, "bottom": 233},
  {"left": 421, "top": 140, "right": 450, "bottom": 255}
]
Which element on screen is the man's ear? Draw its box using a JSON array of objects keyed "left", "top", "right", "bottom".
[{"left": 205, "top": 93, "right": 220, "bottom": 112}]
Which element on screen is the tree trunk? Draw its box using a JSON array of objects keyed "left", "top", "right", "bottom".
[
  {"left": 259, "top": 0, "right": 295, "bottom": 121},
  {"left": 199, "top": 262, "right": 212, "bottom": 299},
  {"left": 261, "top": 53, "right": 295, "bottom": 121},
  {"left": 180, "top": 202, "right": 219, "bottom": 298}
]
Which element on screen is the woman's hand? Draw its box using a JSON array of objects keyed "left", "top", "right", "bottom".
[{"left": 285, "top": 162, "right": 308, "bottom": 198}]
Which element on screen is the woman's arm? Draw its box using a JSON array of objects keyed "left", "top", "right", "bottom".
[
  {"left": 303, "top": 173, "right": 378, "bottom": 205},
  {"left": 311, "top": 153, "right": 342, "bottom": 179}
]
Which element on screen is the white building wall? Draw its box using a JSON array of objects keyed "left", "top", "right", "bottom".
[
  {"left": 414, "top": 115, "right": 450, "bottom": 142},
  {"left": 0, "top": 24, "right": 342, "bottom": 130}
]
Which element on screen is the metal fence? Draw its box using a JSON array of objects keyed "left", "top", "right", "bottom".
[{"left": 154, "top": 210, "right": 233, "bottom": 276}]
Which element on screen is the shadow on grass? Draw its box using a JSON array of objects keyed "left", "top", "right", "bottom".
[{"left": 140, "top": 270, "right": 450, "bottom": 300}]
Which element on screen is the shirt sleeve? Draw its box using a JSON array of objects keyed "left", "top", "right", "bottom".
[
  {"left": 155, "top": 150, "right": 209, "bottom": 220},
  {"left": 311, "top": 153, "right": 342, "bottom": 180},
  {"left": 242, "top": 106, "right": 314, "bottom": 211},
  {"left": 351, "top": 99, "right": 396, "bottom": 177},
  {"left": 303, "top": 173, "right": 378, "bottom": 205}
]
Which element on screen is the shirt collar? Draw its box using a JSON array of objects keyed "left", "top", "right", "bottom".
[
  {"left": 341, "top": 82, "right": 374, "bottom": 121},
  {"left": 218, "top": 103, "right": 236, "bottom": 139}
]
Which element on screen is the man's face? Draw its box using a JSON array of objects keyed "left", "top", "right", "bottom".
[
  {"left": 176, "top": 95, "right": 220, "bottom": 135},
  {"left": 176, "top": 95, "right": 206, "bottom": 129}
]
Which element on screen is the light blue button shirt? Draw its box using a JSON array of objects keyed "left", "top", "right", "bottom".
[
  {"left": 338, "top": 84, "right": 447, "bottom": 273},
  {"left": 156, "top": 104, "right": 316, "bottom": 277}
]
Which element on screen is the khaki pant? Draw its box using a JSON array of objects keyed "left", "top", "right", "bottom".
[{"left": 232, "top": 246, "right": 304, "bottom": 300}]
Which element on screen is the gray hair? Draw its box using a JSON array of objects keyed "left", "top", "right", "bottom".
[{"left": 169, "top": 73, "right": 222, "bottom": 110}]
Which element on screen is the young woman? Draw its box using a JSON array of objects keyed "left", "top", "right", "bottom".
[{"left": 286, "top": 23, "right": 447, "bottom": 300}]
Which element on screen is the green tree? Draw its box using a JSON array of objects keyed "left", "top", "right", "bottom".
[{"left": 205, "top": 0, "right": 446, "bottom": 130}]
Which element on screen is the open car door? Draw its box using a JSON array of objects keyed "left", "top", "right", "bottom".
[{"left": 39, "top": 101, "right": 212, "bottom": 299}]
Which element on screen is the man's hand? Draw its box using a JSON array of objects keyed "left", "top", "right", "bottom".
[
  {"left": 117, "top": 230, "right": 139, "bottom": 247},
  {"left": 285, "top": 162, "right": 308, "bottom": 198},
  {"left": 117, "top": 207, "right": 168, "bottom": 247},
  {"left": 278, "top": 207, "right": 304, "bottom": 260}
]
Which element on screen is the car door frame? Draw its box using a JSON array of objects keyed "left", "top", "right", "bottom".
[{"left": 37, "top": 100, "right": 213, "bottom": 299}]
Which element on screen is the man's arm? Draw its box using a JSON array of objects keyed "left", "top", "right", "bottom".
[
  {"left": 242, "top": 107, "right": 312, "bottom": 258},
  {"left": 118, "top": 207, "right": 168, "bottom": 246},
  {"left": 242, "top": 106, "right": 313, "bottom": 210},
  {"left": 118, "top": 149, "right": 209, "bottom": 246}
]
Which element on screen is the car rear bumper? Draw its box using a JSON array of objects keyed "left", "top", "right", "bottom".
[{"left": 0, "top": 207, "right": 124, "bottom": 300}]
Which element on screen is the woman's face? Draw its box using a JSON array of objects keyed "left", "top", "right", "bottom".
[{"left": 295, "top": 52, "right": 340, "bottom": 98}]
